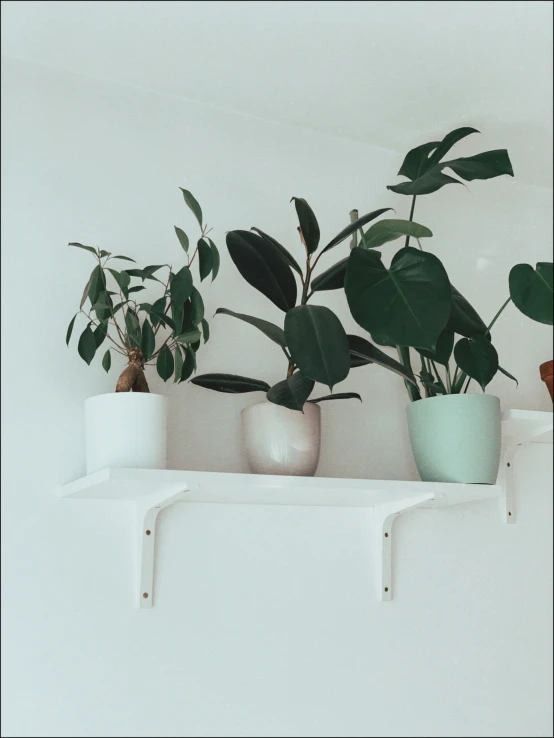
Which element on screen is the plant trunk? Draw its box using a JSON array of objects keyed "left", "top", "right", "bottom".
[{"left": 116, "top": 350, "right": 150, "bottom": 393}]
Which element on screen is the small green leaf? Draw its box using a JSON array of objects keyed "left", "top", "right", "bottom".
[
  {"left": 309, "top": 393, "right": 362, "bottom": 404},
  {"left": 108, "top": 268, "right": 131, "bottom": 297},
  {"left": 102, "top": 349, "right": 111, "bottom": 373},
  {"left": 197, "top": 239, "right": 214, "bottom": 282},
  {"left": 175, "top": 328, "right": 202, "bottom": 345},
  {"left": 112, "top": 255, "right": 136, "bottom": 263},
  {"left": 93, "top": 322, "right": 108, "bottom": 348},
  {"left": 125, "top": 308, "right": 141, "bottom": 348},
  {"left": 266, "top": 372, "right": 315, "bottom": 411},
  {"left": 201, "top": 318, "right": 210, "bottom": 343},
  {"left": 142, "top": 265, "right": 165, "bottom": 279},
  {"left": 417, "top": 330, "right": 454, "bottom": 366},
  {"left": 174, "top": 226, "right": 189, "bottom": 253},
  {"left": 69, "top": 242, "right": 98, "bottom": 256},
  {"left": 191, "top": 287, "right": 205, "bottom": 325},
  {"left": 215, "top": 308, "right": 286, "bottom": 348},
  {"left": 66, "top": 315, "right": 77, "bottom": 345},
  {"left": 141, "top": 320, "right": 155, "bottom": 361},
  {"left": 190, "top": 374, "right": 270, "bottom": 393},
  {"left": 80, "top": 272, "right": 94, "bottom": 309},
  {"left": 359, "top": 219, "right": 432, "bottom": 250},
  {"left": 170, "top": 266, "right": 194, "bottom": 306},
  {"left": 91, "top": 292, "right": 112, "bottom": 321},
  {"left": 156, "top": 344, "right": 174, "bottom": 382},
  {"left": 174, "top": 345, "right": 184, "bottom": 382},
  {"left": 180, "top": 188, "right": 203, "bottom": 227},
  {"left": 88, "top": 265, "right": 107, "bottom": 306},
  {"left": 128, "top": 286, "right": 146, "bottom": 294},
  {"left": 207, "top": 238, "right": 220, "bottom": 281},
  {"left": 99, "top": 250, "right": 111, "bottom": 258},
  {"left": 454, "top": 335, "right": 499, "bottom": 391},
  {"left": 291, "top": 197, "right": 320, "bottom": 254},
  {"left": 180, "top": 345, "right": 196, "bottom": 382},
  {"left": 311, "top": 258, "right": 348, "bottom": 292},
  {"left": 77, "top": 324, "right": 96, "bottom": 365},
  {"left": 322, "top": 208, "right": 393, "bottom": 254}
]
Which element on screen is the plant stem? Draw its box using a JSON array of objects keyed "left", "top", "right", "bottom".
[
  {"left": 404, "top": 195, "right": 417, "bottom": 247},
  {"left": 485, "top": 296, "right": 512, "bottom": 337},
  {"left": 445, "top": 364, "right": 452, "bottom": 394},
  {"left": 462, "top": 374, "right": 472, "bottom": 393},
  {"left": 397, "top": 346, "right": 421, "bottom": 401}
]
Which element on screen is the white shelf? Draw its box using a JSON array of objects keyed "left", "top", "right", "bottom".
[{"left": 59, "top": 408, "right": 552, "bottom": 608}]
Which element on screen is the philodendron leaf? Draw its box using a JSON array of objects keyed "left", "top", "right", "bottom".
[
  {"left": 190, "top": 374, "right": 270, "bottom": 393},
  {"left": 66, "top": 315, "right": 77, "bottom": 345},
  {"left": 345, "top": 246, "right": 451, "bottom": 350},
  {"left": 69, "top": 242, "right": 98, "bottom": 256},
  {"left": 102, "top": 350, "right": 111, "bottom": 373},
  {"left": 291, "top": 197, "right": 320, "bottom": 254},
  {"left": 321, "top": 208, "right": 393, "bottom": 254},
  {"left": 443, "top": 150, "right": 514, "bottom": 182},
  {"left": 446, "top": 285, "right": 488, "bottom": 337},
  {"left": 207, "top": 238, "right": 220, "bottom": 281},
  {"left": 170, "top": 266, "right": 193, "bottom": 306},
  {"left": 125, "top": 308, "right": 141, "bottom": 348},
  {"left": 285, "top": 305, "right": 350, "bottom": 390},
  {"left": 509, "top": 262, "right": 553, "bottom": 325},
  {"left": 180, "top": 188, "right": 203, "bottom": 227},
  {"left": 174, "top": 226, "right": 189, "bottom": 253},
  {"left": 226, "top": 230, "right": 297, "bottom": 311},
  {"left": 77, "top": 324, "right": 96, "bottom": 365},
  {"left": 156, "top": 344, "right": 174, "bottom": 382},
  {"left": 359, "top": 219, "right": 432, "bottom": 250},
  {"left": 266, "top": 372, "right": 315, "bottom": 411},
  {"left": 311, "top": 257, "right": 348, "bottom": 292},
  {"left": 141, "top": 319, "right": 155, "bottom": 361},
  {"left": 309, "top": 392, "right": 362, "bottom": 404},
  {"left": 251, "top": 228, "right": 303, "bottom": 276},
  {"left": 417, "top": 330, "right": 454, "bottom": 366},
  {"left": 347, "top": 334, "right": 418, "bottom": 386},
  {"left": 454, "top": 335, "right": 499, "bottom": 391},
  {"left": 215, "top": 308, "right": 286, "bottom": 348},
  {"left": 197, "top": 238, "right": 214, "bottom": 281}
]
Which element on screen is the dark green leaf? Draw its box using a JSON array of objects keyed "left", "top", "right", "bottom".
[
  {"left": 417, "top": 330, "right": 454, "bottom": 366},
  {"left": 419, "top": 367, "right": 445, "bottom": 396},
  {"left": 88, "top": 265, "right": 107, "bottom": 306},
  {"left": 397, "top": 141, "right": 440, "bottom": 181},
  {"left": 454, "top": 335, "right": 498, "bottom": 391},
  {"left": 107, "top": 268, "right": 131, "bottom": 297},
  {"left": 128, "top": 286, "right": 146, "bottom": 294},
  {"left": 509, "top": 262, "right": 553, "bottom": 325},
  {"left": 180, "top": 188, "right": 203, "bottom": 227},
  {"left": 443, "top": 150, "right": 514, "bottom": 182},
  {"left": 69, "top": 242, "right": 98, "bottom": 256},
  {"left": 142, "top": 265, "right": 165, "bottom": 279},
  {"left": 80, "top": 272, "right": 94, "bottom": 308},
  {"left": 446, "top": 285, "right": 488, "bottom": 337},
  {"left": 112, "top": 255, "right": 136, "bottom": 263},
  {"left": 359, "top": 219, "right": 432, "bottom": 250},
  {"left": 387, "top": 168, "right": 463, "bottom": 196},
  {"left": 311, "top": 257, "right": 348, "bottom": 292},
  {"left": 498, "top": 365, "right": 518, "bottom": 386},
  {"left": 125, "top": 268, "right": 145, "bottom": 279},
  {"left": 190, "top": 373, "right": 270, "bottom": 393},
  {"left": 170, "top": 266, "right": 193, "bottom": 306},
  {"left": 93, "top": 321, "right": 108, "bottom": 348},
  {"left": 191, "top": 340, "right": 200, "bottom": 354},
  {"left": 91, "top": 292, "right": 112, "bottom": 321},
  {"left": 347, "top": 334, "right": 418, "bottom": 385},
  {"left": 174, "top": 345, "right": 183, "bottom": 382},
  {"left": 77, "top": 324, "right": 96, "bottom": 365},
  {"left": 190, "top": 287, "right": 204, "bottom": 325},
  {"left": 99, "top": 250, "right": 111, "bottom": 258},
  {"left": 292, "top": 197, "right": 320, "bottom": 254},
  {"left": 102, "top": 350, "right": 111, "bottom": 373},
  {"left": 201, "top": 318, "right": 210, "bottom": 343},
  {"left": 198, "top": 239, "right": 214, "bottom": 282},
  {"left": 141, "top": 320, "right": 155, "bottom": 361},
  {"left": 215, "top": 308, "right": 286, "bottom": 347},
  {"left": 322, "top": 208, "right": 393, "bottom": 254},
  {"left": 175, "top": 328, "right": 202, "bottom": 344},
  {"left": 149, "top": 297, "right": 167, "bottom": 327},
  {"left": 125, "top": 308, "right": 141, "bottom": 348},
  {"left": 226, "top": 230, "right": 297, "bottom": 311},
  {"left": 113, "top": 302, "right": 124, "bottom": 315},
  {"left": 174, "top": 226, "right": 189, "bottom": 253},
  {"left": 66, "top": 315, "right": 77, "bottom": 345},
  {"left": 180, "top": 346, "right": 196, "bottom": 382},
  {"left": 207, "top": 238, "right": 220, "bottom": 281},
  {"left": 345, "top": 247, "right": 451, "bottom": 350},
  {"left": 426, "top": 127, "right": 480, "bottom": 169},
  {"left": 309, "top": 393, "right": 362, "bottom": 404},
  {"left": 266, "top": 372, "right": 315, "bottom": 411},
  {"left": 285, "top": 305, "right": 350, "bottom": 390},
  {"left": 251, "top": 228, "right": 303, "bottom": 276},
  {"left": 156, "top": 344, "right": 174, "bottom": 382}
]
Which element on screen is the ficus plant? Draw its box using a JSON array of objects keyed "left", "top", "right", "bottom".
[
  {"left": 66, "top": 188, "right": 219, "bottom": 391},
  {"left": 342, "top": 127, "right": 518, "bottom": 399},
  {"left": 191, "top": 198, "right": 420, "bottom": 411}
]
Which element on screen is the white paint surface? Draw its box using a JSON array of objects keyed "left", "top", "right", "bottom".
[{"left": 1, "top": 7, "right": 553, "bottom": 735}]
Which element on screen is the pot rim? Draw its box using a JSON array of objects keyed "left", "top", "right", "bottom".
[
  {"left": 408, "top": 392, "right": 500, "bottom": 406},
  {"left": 86, "top": 392, "right": 167, "bottom": 401}
]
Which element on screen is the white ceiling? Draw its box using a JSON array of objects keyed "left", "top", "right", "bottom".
[{"left": 2, "top": 0, "right": 553, "bottom": 187}]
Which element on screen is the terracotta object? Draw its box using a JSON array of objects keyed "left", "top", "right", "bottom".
[{"left": 540, "top": 360, "right": 554, "bottom": 401}]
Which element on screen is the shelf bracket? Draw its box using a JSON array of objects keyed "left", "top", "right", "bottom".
[{"left": 371, "top": 494, "right": 434, "bottom": 601}]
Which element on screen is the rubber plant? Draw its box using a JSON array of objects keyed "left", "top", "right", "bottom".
[
  {"left": 191, "top": 198, "right": 418, "bottom": 411},
  {"left": 342, "top": 127, "right": 516, "bottom": 399},
  {"left": 66, "top": 188, "right": 219, "bottom": 391}
]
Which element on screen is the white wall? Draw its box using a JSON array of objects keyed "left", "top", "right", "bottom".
[{"left": 1, "top": 57, "right": 552, "bottom": 738}]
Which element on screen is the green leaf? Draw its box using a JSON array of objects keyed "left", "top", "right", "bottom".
[
  {"left": 207, "top": 238, "right": 220, "bottom": 281},
  {"left": 309, "top": 393, "right": 362, "bottom": 404},
  {"left": 291, "top": 197, "right": 320, "bottom": 254},
  {"left": 446, "top": 285, "right": 489, "bottom": 337},
  {"left": 251, "top": 228, "right": 303, "bottom": 276},
  {"left": 226, "top": 230, "right": 297, "bottom": 311},
  {"left": 285, "top": 305, "right": 350, "bottom": 390},
  {"left": 102, "top": 350, "right": 111, "bottom": 373},
  {"left": 322, "top": 208, "right": 393, "bottom": 254},
  {"left": 347, "top": 334, "right": 418, "bottom": 385},
  {"left": 66, "top": 315, "right": 77, "bottom": 345},
  {"left": 417, "top": 330, "right": 454, "bottom": 366},
  {"left": 359, "top": 219, "right": 433, "bottom": 250},
  {"left": 190, "top": 373, "right": 270, "bottom": 393},
  {"left": 91, "top": 292, "right": 112, "bottom": 321},
  {"left": 311, "top": 257, "right": 348, "bottom": 292},
  {"left": 175, "top": 328, "right": 202, "bottom": 344},
  {"left": 128, "top": 286, "right": 146, "bottom": 294},
  {"left": 174, "top": 344, "right": 183, "bottom": 382},
  {"left": 215, "top": 308, "right": 286, "bottom": 348},
  {"left": 426, "top": 127, "right": 480, "bottom": 169},
  {"left": 99, "top": 250, "right": 111, "bottom": 258},
  {"left": 80, "top": 272, "right": 94, "bottom": 308},
  {"left": 180, "top": 188, "right": 203, "bottom": 227},
  {"left": 69, "top": 242, "right": 98, "bottom": 256},
  {"left": 148, "top": 297, "right": 167, "bottom": 327},
  {"left": 170, "top": 266, "right": 193, "bottom": 306},
  {"left": 198, "top": 238, "right": 214, "bottom": 281},
  {"left": 125, "top": 308, "right": 141, "bottom": 348},
  {"left": 201, "top": 318, "right": 210, "bottom": 343},
  {"left": 142, "top": 265, "right": 165, "bottom": 279},
  {"left": 454, "top": 335, "right": 498, "bottom": 391},
  {"left": 88, "top": 265, "right": 107, "bottom": 306},
  {"left": 498, "top": 365, "right": 518, "bottom": 386},
  {"left": 397, "top": 141, "right": 440, "bottom": 181},
  {"left": 174, "top": 226, "right": 189, "bottom": 253},
  {"left": 443, "top": 150, "right": 514, "bottom": 182},
  {"left": 345, "top": 247, "right": 451, "bottom": 350},
  {"left": 266, "top": 372, "right": 315, "bottom": 411},
  {"left": 387, "top": 169, "right": 463, "bottom": 196},
  {"left": 156, "top": 344, "right": 174, "bottom": 382},
  {"left": 112, "top": 255, "right": 136, "bottom": 263},
  {"left": 93, "top": 321, "right": 108, "bottom": 348},
  {"left": 77, "top": 324, "right": 96, "bottom": 365},
  {"left": 141, "top": 319, "right": 155, "bottom": 361},
  {"left": 190, "top": 287, "right": 205, "bottom": 325},
  {"left": 107, "top": 268, "right": 131, "bottom": 297},
  {"left": 180, "top": 346, "right": 196, "bottom": 382},
  {"left": 509, "top": 262, "right": 553, "bottom": 325}
]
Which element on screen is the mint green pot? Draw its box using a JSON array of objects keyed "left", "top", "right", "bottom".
[{"left": 406, "top": 394, "right": 501, "bottom": 484}]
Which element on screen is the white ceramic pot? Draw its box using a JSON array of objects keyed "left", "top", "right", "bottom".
[
  {"left": 85, "top": 393, "right": 168, "bottom": 475},
  {"left": 241, "top": 401, "right": 321, "bottom": 476}
]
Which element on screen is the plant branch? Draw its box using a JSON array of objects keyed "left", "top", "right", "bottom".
[
  {"left": 404, "top": 195, "right": 417, "bottom": 248},
  {"left": 485, "top": 297, "right": 512, "bottom": 337}
]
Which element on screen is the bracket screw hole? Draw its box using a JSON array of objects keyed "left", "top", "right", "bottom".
[
  {"left": 384, "top": 532, "right": 389, "bottom": 538},
  {"left": 146, "top": 530, "right": 151, "bottom": 536},
  {"left": 384, "top": 587, "right": 389, "bottom": 593},
  {"left": 507, "top": 463, "right": 511, "bottom": 468},
  {"left": 508, "top": 512, "right": 512, "bottom": 516},
  {"left": 143, "top": 593, "right": 149, "bottom": 599}
]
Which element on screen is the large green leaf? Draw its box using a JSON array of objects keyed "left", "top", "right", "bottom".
[
  {"left": 88, "top": 265, "right": 107, "bottom": 306},
  {"left": 417, "top": 330, "right": 454, "bottom": 366},
  {"left": 345, "top": 247, "right": 451, "bottom": 350},
  {"left": 141, "top": 319, "right": 155, "bottom": 361},
  {"left": 321, "top": 208, "right": 393, "bottom": 254},
  {"left": 292, "top": 197, "right": 320, "bottom": 254},
  {"left": 397, "top": 140, "right": 440, "bottom": 181},
  {"left": 284, "top": 305, "right": 350, "bottom": 390},
  {"left": 66, "top": 315, "right": 77, "bottom": 345},
  {"left": 308, "top": 393, "right": 362, "bottom": 404},
  {"left": 174, "top": 226, "right": 189, "bottom": 252},
  {"left": 156, "top": 344, "right": 174, "bottom": 382},
  {"left": 77, "top": 324, "right": 96, "bottom": 365},
  {"left": 426, "top": 127, "right": 479, "bottom": 169},
  {"left": 454, "top": 335, "right": 498, "bottom": 391},
  {"left": 180, "top": 188, "right": 203, "bottom": 227},
  {"left": 251, "top": 228, "right": 303, "bottom": 276},
  {"left": 207, "top": 238, "right": 220, "bottom": 281},
  {"left": 125, "top": 308, "right": 141, "bottom": 348},
  {"left": 215, "top": 308, "right": 286, "bottom": 348},
  {"left": 190, "top": 374, "right": 270, "bottom": 393},
  {"left": 170, "top": 266, "right": 193, "bottom": 306},
  {"left": 509, "top": 262, "right": 553, "bottom": 325},
  {"left": 347, "top": 334, "right": 418, "bottom": 385},
  {"left": 387, "top": 169, "right": 463, "bottom": 196},
  {"left": 443, "top": 150, "right": 514, "bottom": 182},
  {"left": 226, "top": 230, "right": 297, "bottom": 311},
  {"left": 446, "top": 285, "right": 488, "bottom": 337},
  {"left": 69, "top": 242, "right": 98, "bottom": 256},
  {"left": 311, "top": 257, "right": 348, "bottom": 292},
  {"left": 266, "top": 372, "right": 315, "bottom": 411},
  {"left": 197, "top": 238, "right": 213, "bottom": 281},
  {"left": 359, "top": 219, "right": 432, "bottom": 249}
]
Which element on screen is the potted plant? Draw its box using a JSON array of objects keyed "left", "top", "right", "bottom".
[
  {"left": 191, "top": 198, "right": 417, "bottom": 476},
  {"left": 343, "top": 127, "right": 516, "bottom": 483},
  {"left": 66, "top": 188, "right": 219, "bottom": 475}
]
